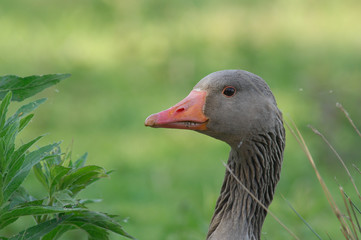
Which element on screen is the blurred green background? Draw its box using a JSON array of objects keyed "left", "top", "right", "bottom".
[{"left": 1, "top": 0, "right": 361, "bottom": 239}]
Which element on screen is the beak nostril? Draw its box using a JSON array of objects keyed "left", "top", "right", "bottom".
[{"left": 176, "top": 107, "right": 185, "bottom": 113}]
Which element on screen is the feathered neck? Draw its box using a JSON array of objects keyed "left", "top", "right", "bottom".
[{"left": 207, "top": 127, "right": 285, "bottom": 240}]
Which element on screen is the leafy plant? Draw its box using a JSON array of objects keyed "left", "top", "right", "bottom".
[{"left": 0, "top": 74, "right": 134, "bottom": 240}]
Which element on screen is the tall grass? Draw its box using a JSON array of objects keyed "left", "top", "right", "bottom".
[{"left": 285, "top": 104, "right": 361, "bottom": 239}]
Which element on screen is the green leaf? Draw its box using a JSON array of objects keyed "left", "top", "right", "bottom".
[
  {"left": 33, "top": 162, "right": 49, "bottom": 190},
  {"left": 44, "top": 211, "right": 135, "bottom": 240},
  {"left": 61, "top": 146, "right": 72, "bottom": 168},
  {"left": 0, "top": 120, "right": 19, "bottom": 174},
  {"left": 49, "top": 165, "right": 71, "bottom": 197},
  {"left": 5, "top": 98, "right": 46, "bottom": 126},
  {"left": 0, "top": 205, "right": 83, "bottom": 229},
  {"left": 5, "top": 188, "right": 44, "bottom": 225},
  {"left": 0, "top": 176, "right": 3, "bottom": 206},
  {"left": 3, "top": 142, "right": 59, "bottom": 203},
  {"left": 78, "top": 199, "right": 102, "bottom": 205},
  {"left": 18, "top": 114, "right": 34, "bottom": 133},
  {"left": 24, "top": 143, "right": 59, "bottom": 171},
  {"left": 5, "top": 136, "right": 43, "bottom": 176},
  {"left": 0, "top": 74, "right": 71, "bottom": 102},
  {"left": 9, "top": 215, "right": 70, "bottom": 240},
  {"left": 62, "top": 211, "right": 135, "bottom": 239},
  {"left": 8, "top": 187, "right": 36, "bottom": 209},
  {"left": 42, "top": 225, "right": 76, "bottom": 240},
  {"left": 60, "top": 166, "right": 108, "bottom": 196},
  {"left": 0, "top": 92, "right": 12, "bottom": 128},
  {"left": 44, "top": 146, "right": 62, "bottom": 166},
  {"left": 73, "top": 152, "right": 88, "bottom": 169},
  {"left": 76, "top": 224, "right": 110, "bottom": 240},
  {"left": 33, "top": 164, "right": 48, "bottom": 190},
  {"left": 52, "top": 189, "right": 76, "bottom": 207}
]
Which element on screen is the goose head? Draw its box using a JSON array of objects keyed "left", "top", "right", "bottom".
[{"left": 145, "top": 70, "right": 281, "bottom": 149}]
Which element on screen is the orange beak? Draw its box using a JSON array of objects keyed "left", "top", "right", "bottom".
[{"left": 145, "top": 90, "right": 208, "bottom": 130}]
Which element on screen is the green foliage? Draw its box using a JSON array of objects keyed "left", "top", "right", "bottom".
[
  {"left": 0, "top": 78, "right": 133, "bottom": 239},
  {"left": 0, "top": 74, "right": 70, "bottom": 102},
  {"left": 0, "top": 92, "right": 52, "bottom": 207}
]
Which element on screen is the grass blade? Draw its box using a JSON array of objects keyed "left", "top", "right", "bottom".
[
  {"left": 285, "top": 117, "right": 351, "bottom": 236},
  {"left": 281, "top": 194, "right": 322, "bottom": 240},
  {"left": 309, "top": 125, "right": 361, "bottom": 202},
  {"left": 336, "top": 187, "right": 361, "bottom": 215},
  {"left": 349, "top": 197, "right": 361, "bottom": 235},
  {"left": 336, "top": 103, "right": 361, "bottom": 138},
  {"left": 353, "top": 164, "right": 361, "bottom": 175},
  {"left": 340, "top": 187, "right": 358, "bottom": 240}
]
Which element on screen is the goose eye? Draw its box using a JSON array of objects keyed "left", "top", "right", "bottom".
[{"left": 222, "top": 86, "right": 236, "bottom": 97}]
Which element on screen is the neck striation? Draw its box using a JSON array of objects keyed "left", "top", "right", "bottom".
[{"left": 207, "top": 127, "right": 285, "bottom": 240}]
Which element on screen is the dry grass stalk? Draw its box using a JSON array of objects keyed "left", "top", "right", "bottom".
[
  {"left": 340, "top": 187, "right": 359, "bottom": 240},
  {"left": 349, "top": 197, "right": 361, "bottom": 235},
  {"left": 353, "top": 164, "right": 361, "bottom": 175},
  {"left": 309, "top": 125, "right": 361, "bottom": 202},
  {"left": 281, "top": 194, "right": 322, "bottom": 240},
  {"left": 285, "top": 118, "right": 353, "bottom": 237},
  {"left": 336, "top": 103, "right": 361, "bottom": 138}
]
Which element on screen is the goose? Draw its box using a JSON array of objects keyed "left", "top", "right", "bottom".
[{"left": 145, "top": 70, "right": 285, "bottom": 240}]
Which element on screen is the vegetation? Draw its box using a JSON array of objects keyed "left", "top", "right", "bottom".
[
  {"left": 286, "top": 112, "right": 361, "bottom": 240},
  {"left": 0, "top": 75, "right": 133, "bottom": 239},
  {"left": 0, "top": 0, "right": 360, "bottom": 239}
]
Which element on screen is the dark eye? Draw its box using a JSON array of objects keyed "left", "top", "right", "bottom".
[{"left": 222, "top": 86, "right": 236, "bottom": 97}]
